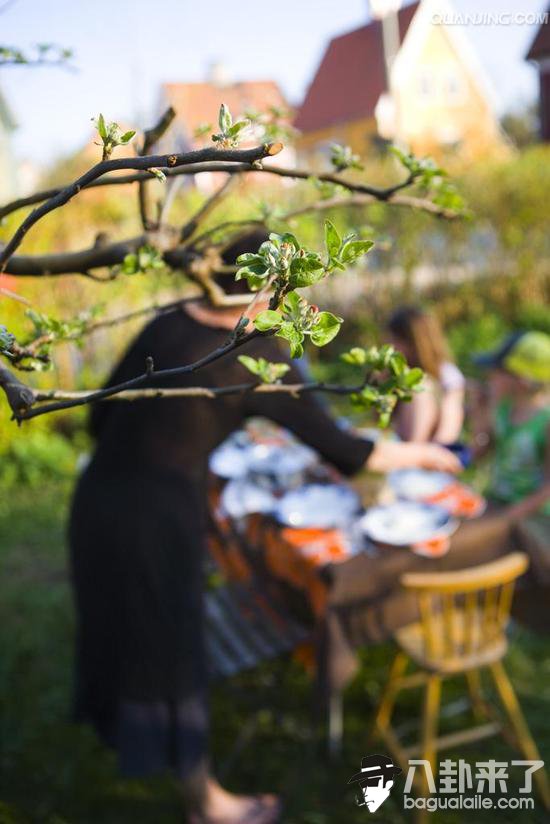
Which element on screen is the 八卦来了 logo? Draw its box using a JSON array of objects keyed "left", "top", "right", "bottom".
[{"left": 348, "top": 754, "right": 402, "bottom": 812}]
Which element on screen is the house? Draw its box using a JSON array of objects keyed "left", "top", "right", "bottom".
[
  {"left": 294, "top": 0, "right": 505, "bottom": 164},
  {"left": 526, "top": 5, "right": 550, "bottom": 141},
  {"left": 157, "top": 67, "right": 295, "bottom": 189},
  {"left": 0, "top": 87, "right": 17, "bottom": 201}
]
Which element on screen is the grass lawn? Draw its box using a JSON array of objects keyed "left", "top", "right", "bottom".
[{"left": 1, "top": 481, "right": 549, "bottom": 823}]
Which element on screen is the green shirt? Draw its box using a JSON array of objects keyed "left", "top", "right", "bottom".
[{"left": 488, "top": 399, "right": 550, "bottom": 515}]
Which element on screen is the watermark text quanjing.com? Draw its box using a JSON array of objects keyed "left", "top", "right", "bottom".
[{"left": 432, "top": 11, "right": 549, "bottom": 26}]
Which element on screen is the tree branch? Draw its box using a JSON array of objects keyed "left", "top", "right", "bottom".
[
  {"left": 180, "top": 176, "right": 236, "bottom": 242},
  {"left": 7, "top": 296, "right": 205, "bottom": 367},
  {"left": 10, "top": 372, "right": 376, "bottom": 422},
  {"left": 3, "top": 327, "right": 264, "bottom": 420},
  {"left": 3, "top": 190, "right": 456, "bottom": 279},
  {"left": 138, "top": 106, "right": 176, "bottom": 230},
  {"left": 0, "top": 162, "right": 425, "bottom": 222},
  {"left": 33, "top": 379, "right": 368, "bottom": 404},
  {"left": 0, "top": 364, "right": 37, "bottom": 418},
  {"left": 0, "top": 142, "right": 283, "bottom": 272}
]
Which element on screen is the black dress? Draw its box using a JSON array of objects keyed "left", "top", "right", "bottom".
[{"left": 69, "top": 307, "right": 373, "bottom": 781}]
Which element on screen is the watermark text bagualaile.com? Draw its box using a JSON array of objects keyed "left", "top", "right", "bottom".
[
  {"left": 403, "top": 758, "right": 544, "bottom": 813},
  {"left": 432, "top": 11, "right": 549, "bottom": 26}
]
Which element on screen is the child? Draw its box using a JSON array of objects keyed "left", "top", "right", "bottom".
[
  {"left": 387, "top": 306, "right": 465, "bottom": 444},
  {"left": 473, "top": 330, "right": 550, "bottom": 518}
]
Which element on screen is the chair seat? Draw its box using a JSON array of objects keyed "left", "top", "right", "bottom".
[{"left": 395, "top": 609, "right": 508, "bottom": 674}]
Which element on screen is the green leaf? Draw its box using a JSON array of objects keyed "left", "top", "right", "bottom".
[
  {"left": 119, "top": 130, "right": 136, "bottom": 144},
  {"left": 235, "top": 271, "right": 266, "bottom": 291},
  {"left": 276, "top": 322, "right": 304, "bottom": 358},
  {"left": 340, "top": 239, "right": 374, "bottom": 265},
  {"left": 149, "top": 167, "right": 166, "bottom": 182},
  {"left": 227, "top": 120, "right": 249, "bottom": 138},
  {"left": 96, "top": 113, "right": 107, "bottom": 140},
  {"left": 235, "top": 252, "right": 269, "bottom": 286},
  {"left": 236, "top": 253, "right": 268, "bottom": 271},
  {"left": 0, "top": 325, "right": 15, "bottom": 353},
  {"left": 341, "top": 347, "right": 367, "bottom": 366},
  {"left": 219, "top": 103, "right": 232, "bottom": 132},
  {"left": 403, "top": 367, "right": 424, "bottom": 388},
  {"left": 280, "top": 232, "right": 300, "bottom": 251},
  {"left": 282, "top": 290, "right": 303, "bottom": 316},
  {"left": 378, "top": 410, "right": 392, "bottom": 429},
  {"left": 253, "top": 310, "right": 283, "bottom": 332},
  {"left": 120, "top": 253, "right": 138, "bottom": 274},
  {"left": 330, "top": 143, "right": 363, "bottom": 171},
  {"left": 310, "top": 312, "right": 343, "bottom": 347},
  {"left": 289, "top": 263, "right": 325, "bottom": 288},
  {"left": 238, "top": 355, "right": 262, "bottom": 377},
  {"left": 268, "top": 362, "right": 291, "bottom": 381},
  {"left": 324, "top": 220, "right": 341, "bottom": 259},
  {"left": 238, "top": 355, "right": 290, "bottom": 383},
  {"left": 389, "top": 351, "right": 407, "bottom": 376}
]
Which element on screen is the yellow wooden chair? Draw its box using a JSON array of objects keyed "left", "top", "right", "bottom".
[{"left": 371, "top": 552, "right": 550, "bottom": 809}]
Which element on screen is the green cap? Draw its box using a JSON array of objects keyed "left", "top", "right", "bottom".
[{"left": 504, "top": 331, "right": 550, "bottom": 383}]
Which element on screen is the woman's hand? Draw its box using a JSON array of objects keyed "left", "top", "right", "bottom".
[{"left": 367, "top": 440, "right": 462, "bottom": 475}]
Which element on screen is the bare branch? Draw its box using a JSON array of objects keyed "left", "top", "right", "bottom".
[
  {"left": 0, "top": 364, "right": 36, "bottom": 418},
  {"left": 138, "top": 106, "right": 176, "bottom": 230},
  {"left": 0, "top": 162, "right": 440, "bottom": 223},
  {"left": 0, "top": 283, "right": 31, "bottom": 303},
  {"left": 11, "top": 370, "right": 377, "bottom": 423},
  {"left": 0, "top": 142, "right": 283, "bottom": 273},
  {"left": 180, "top": 176, "right": 236, "bottom": 242},
  {"left": 33, "top": 379, "right": 367, "bottom": 404}
]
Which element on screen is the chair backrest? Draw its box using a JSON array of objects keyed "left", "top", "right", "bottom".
[{"left": 400, "top": 553, "right": 529, "bottom": 663}]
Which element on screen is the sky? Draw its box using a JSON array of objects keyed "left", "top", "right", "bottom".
[{"left": 0, "top": 0, "right": 546, "bottom": 165}]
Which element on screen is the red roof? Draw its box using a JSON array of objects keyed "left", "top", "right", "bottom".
[
  {"left": 294, "top": 2, "right": 419, "bottom": 133},
  {"left": 526, "top": 6, "right": 550, "bottom": 61}
]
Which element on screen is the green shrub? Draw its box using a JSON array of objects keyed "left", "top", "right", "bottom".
[{"left": 0, "top": 429, "right": 79, "bottom": 492}]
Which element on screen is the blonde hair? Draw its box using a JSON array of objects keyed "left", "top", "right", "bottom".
[{"left": 388, "top": 307, "right": 451, "bottom": 379}]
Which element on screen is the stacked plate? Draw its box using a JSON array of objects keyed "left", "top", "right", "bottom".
[
  {"left": 388, "top": 469, "right": 455, "bottom": 501},
  {"left": 357, "top": 500, "right": 458, "bottom": 546},
  {"left": 274, "top": 484, "right": 361, "bottom": 529},
  {"left": 209, "top": 428, "right": 318, "bottom": 492}
]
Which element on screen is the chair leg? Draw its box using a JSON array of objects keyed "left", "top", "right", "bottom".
[
  {"left": 370, "top": 650, "right": 408, "bottom": 744},
  {"left": 414, "top": 675, "right": 441, "bottom": 824},
  {"left": 420, "top": 675, "right": 441, "bottom": 796},
  {"left": 466, "top": 668, "right": 487, "bottom": 721},
  {"left": 489, "top": 660, "right": 550, "bottom": 810}
]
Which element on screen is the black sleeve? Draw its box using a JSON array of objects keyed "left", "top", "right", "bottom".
[{"left": 240, "top": 336, "right": 373, "bottom": 476}]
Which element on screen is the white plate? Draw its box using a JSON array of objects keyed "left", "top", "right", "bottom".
[
  {"left": 357, "top": 501, "right": 458, "bottom": 546},
  {"left": 274, "top": 484, "right": 360, "bottom": 529},
  {"left": 247, "top": 442, "right": 318, "bottom": 477},
  {"left": 220, "top": 479, "right": 276, "bottom": 519},
  {"left": 209, "top": 442, "right": 250, "bottom": 479},
  {"left": 389, "top": 469, "right": 455, "bottom": 501}
]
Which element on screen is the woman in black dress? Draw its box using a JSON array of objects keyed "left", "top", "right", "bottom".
[{"left": 69, "top": 235, "right": 459, "bottom": 823}]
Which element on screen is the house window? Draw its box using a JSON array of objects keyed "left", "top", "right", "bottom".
[
  {"left": 446, "top": 72, "right": 463, "bottom": 103},
  {"left": 418, "top": 73, "right": 433, "bottom": 99}
]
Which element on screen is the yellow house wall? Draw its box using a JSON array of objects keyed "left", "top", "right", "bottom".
[{"left": 394, "top": 21, "right": 507, "bottom": 162}]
